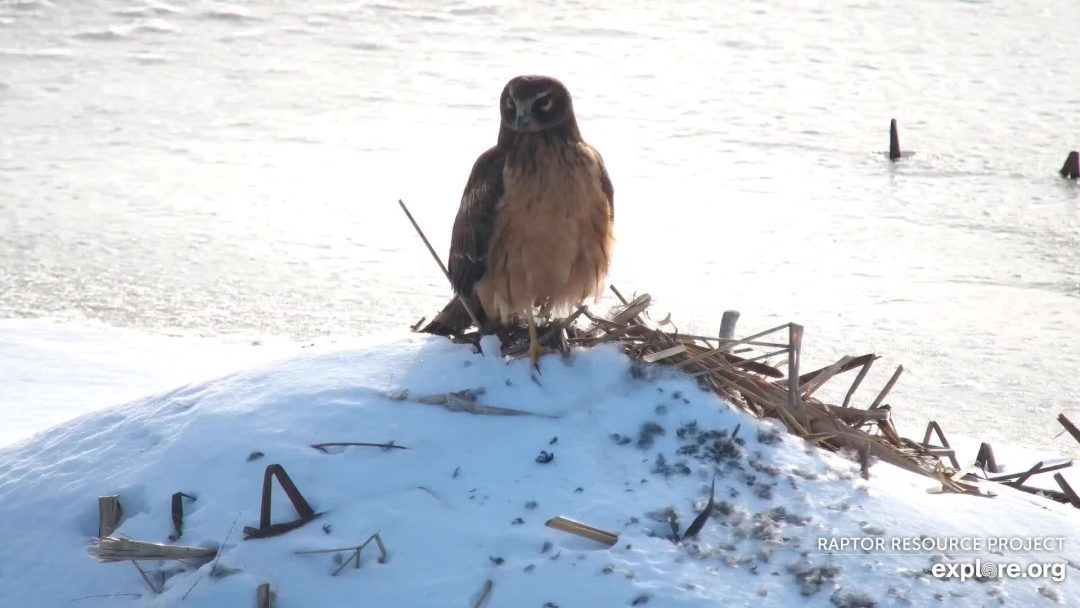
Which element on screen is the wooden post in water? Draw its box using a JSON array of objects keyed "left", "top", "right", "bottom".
[
  {"left": 889, "top": 119, "right": 901, "bottom": 161},
  {"left": 1061, "top": 151, "right": 1079, "bottom": 179}
]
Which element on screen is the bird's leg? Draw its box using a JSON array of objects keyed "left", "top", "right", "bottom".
[
  {"left": 526, "top": 307, "right": 543, "bottom": 372},
  {"left": 535, "top": 301, "right": 555, "bottom": 346},
  {"left": 538, "top": 300, "right": 554, "bottom": 322}
]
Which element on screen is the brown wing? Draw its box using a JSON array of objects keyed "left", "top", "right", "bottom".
[
  {"left": 597, "top": 150, "right": 614, "bottom": 221},
  {"left": 448, "top": 146, "right": 506, "bottom": 297}
]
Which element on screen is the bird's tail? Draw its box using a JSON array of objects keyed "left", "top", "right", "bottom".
[{"left": 419, "top": 292, "right": 488, "bottom": 336}]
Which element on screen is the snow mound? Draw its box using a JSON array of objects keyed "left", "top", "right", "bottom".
[{"left": 0, "top": 334, "right": 1076, "bottom": 607}]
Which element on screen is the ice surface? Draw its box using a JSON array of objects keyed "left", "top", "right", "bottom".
[{"left": 1, "top": 0, "right": 1078, "bottom": 457}]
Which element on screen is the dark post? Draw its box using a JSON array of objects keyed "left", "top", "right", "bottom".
[
  {"left": 889, "top": 119, "right": 901, "bottom": 161},
  {"left": 1060, "top": 151, "right": 1079, "bottom": 179},
  {"left": 169, "top": 492, "right": 196, "bottom": 540},
  {"left": 171, "top": 493, "right": 183, "bottom": 539}
]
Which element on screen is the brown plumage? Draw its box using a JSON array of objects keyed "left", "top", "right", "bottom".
[{"left": 424, "top": 75, "right": 614, "bottom": 365}]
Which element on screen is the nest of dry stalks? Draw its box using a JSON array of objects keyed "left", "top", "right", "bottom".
[{"left": 417, "top": 285, "right": 1080, "bottom": 507}]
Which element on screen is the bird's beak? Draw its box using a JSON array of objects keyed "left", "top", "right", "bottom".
[{"left": 515, "top": 107, "right": 534, "bottom": 130}]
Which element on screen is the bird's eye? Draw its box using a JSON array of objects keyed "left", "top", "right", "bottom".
[
  {"left": 533, "top": 95, "right": 553, "bottom": 113},
  {"left": 504, "top": 96, "right": 515, "bottom": 109}
]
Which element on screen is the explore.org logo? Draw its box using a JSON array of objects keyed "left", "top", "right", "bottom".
[
  {"left": 930, "top": 559, "right": 1066, "bottom": 583},
  {"left": 814, "top": 535, "right": 1069, "bottom": 584}
]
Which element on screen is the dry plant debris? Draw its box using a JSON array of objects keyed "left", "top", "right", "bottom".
[
  {"left": 420, "top": 285, "right": 1077, "bottom": 508},
  {"left": 544, "top": 516, "right": 618, "bottom": 547},
  {"left": 294, "top": 532, "right": 389, "bottom": 576},
  {"left": 87, "top": 537, "right": 217, "bottom": 563}
]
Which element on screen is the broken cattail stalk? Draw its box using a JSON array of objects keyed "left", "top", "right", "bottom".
[
  {"left": 671, "top": 344, "right": 724, "bottom": 370},
  {"left": 786, "top": 324, "right": 808, "bottom": 429},
  {"left": 799, "top": 356, "right": 854, "bottom": 398},
  {"left": 244, "top": 464, "right": 320, "bottom": 540},
  {"left": 1010, "top": 484, "right": 1069, "bottom": 501},
  {"left": 563, "top": 305, "right": 590, "bottom": 328},
  {"left": 991, "top": 460, "right": 1073, "bottom": 486},
  {"left": 607, "top": 286, "right": 657, "bottom": 331},
  {"left": 975, "top": 443, "right": 1001, "bottom": 474},
  {"left": 257, "top": 583, "right": 274, "bottom": 608},
  {"left": 371, "top": 532, "right": 388, "bottom": 562},
  {"left": 397, "top": 199, "right": 482, "bottom": 329},
  {"left": 660, "top": 329, "right": 787, "bottom": 349},
  {"left": 642, "top": 344, "right": 687, "bottom": 363},
  {"left": 609, "top": 284, "right": 630, "bottom": 304},
  {"left": 858, "top": 444, "right": 872, "bottom": 479},
  {"left": 877, "top": 418, "right": 903, "bottom": 445},
  {"left": 578, "top": 307, "right": 623, "bottom": 333},
  {"left": 171, "top": 493, "right": 184, "bottom": 539},
  {"left": 1058, "top": 414, "right": 1080, "bottom": 446},
  {"left": 545, "top": 516, "right": 618, "bottom": 547},
  {"left": 1007, "top": 462, "right": 1051, "bottom": 487},
  {"left": 708, "top": 322, "right": 791, "bottom": 354},
  {"left": 869, "top": 365, "right": 904, "bottom": 410},
  {"left": 472, "top": 579, "right": 494, "bottom": 608},
  {"left": 583, "top": 324, "right": 634, "bottom": 345},
  {"left": 414, "top": 391, "right": 556, "bottom": 418},
  {"left": 1053, "top": 474, "right": 1080, "bottom": 508},
  {"left": 676, "top": 343, "right": 774, "bottom": 372},
  {"left": 295, "top": 531, "right": 389, "bottom": 575},
  {"left": 681, "top": 476, "right": 715, "bottom": 541},
  {"left": 98, "top": 496, "right": 122, "bottom": 538},
  {"left": 921, "top": 446, "right": 959, "bottom": 465},
  {"left": 310, "top": 442, "right": 408, "bottom": 452},
  {"left": 798, "top": 353, "right": 878, "bottom": 386},
  {"left": 88, "top": 537, "right": 217, "bottom": 563},
  {"left": 170, "top": 492, "right": 196, "bottom": 540},
  {"left": 842, "top": 357, "right": 875, "bottom": 407},
  {"left": 608, "top": 292, "right": 652, "bottom": 326},
  {"left": 920, "top": 421, "right": 961, "bottom": 469},
  {"left": 685, "top": 348, "right": 787, "bottom": 377},
  {"left": 718, "top": 310, "right": 740, "bottom": 351},
  {"left": 131, "top": 561, "right": 161, "bottom": 594},
  {"left": 826, "top": 405, "right": 891, "bottom": 424}
]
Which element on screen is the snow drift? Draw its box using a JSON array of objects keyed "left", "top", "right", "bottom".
[{"left": 0, "top": 334, "right": 1075, "bottom": 607}]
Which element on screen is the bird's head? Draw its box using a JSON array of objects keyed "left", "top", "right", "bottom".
[{"left": 499, "top": 75, "right": 575, "bottom": 134}]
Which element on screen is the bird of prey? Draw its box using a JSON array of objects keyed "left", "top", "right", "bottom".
[{"left": 425, "top": 75, "right": 615, "bottom": 368}]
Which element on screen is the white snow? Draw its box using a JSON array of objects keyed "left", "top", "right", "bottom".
[
  {"left": 0, "top": 318, "right": 296, "bottom": 447},
  {"left": 0, "top": 334, "right": 1076, "bottom": 607}
]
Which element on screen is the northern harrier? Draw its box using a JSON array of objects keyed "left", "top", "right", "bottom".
[{"left": 425, "top": 75, "right": 615, "bottom": 368}]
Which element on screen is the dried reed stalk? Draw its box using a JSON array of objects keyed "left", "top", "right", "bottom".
[
  {"left": 545, "top": 516, "right": 618, "bottom": 546},
  {"left": 295, "top": 531, "right": 389, "bottom": 575},
  {"left": 472, "top": 579, "right": 494, "bottom": 608},
  {"left": 98, "top": 496, "right": 122, "bottom": 538},
  {"left": 88, "top": 537, "right": 217, "bottom": 563},
  {"left": 398, "top": 199, "right": 482, "bottom": 329},
  {"left": 257, "top": 583, "right": 274, "bottom": 608}
]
